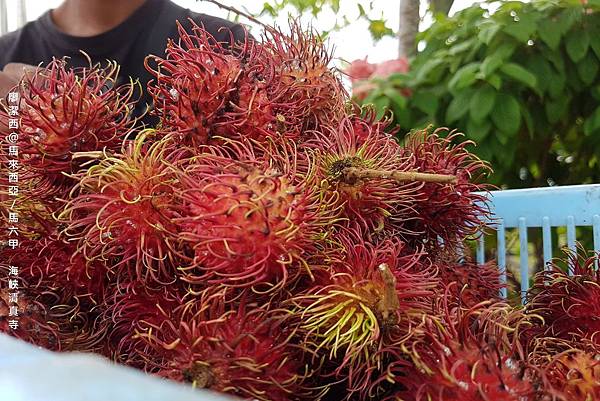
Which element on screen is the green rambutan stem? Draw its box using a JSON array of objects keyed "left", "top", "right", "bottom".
[{"left": 343, "top": 167, "right": 457, "bottom": 184}]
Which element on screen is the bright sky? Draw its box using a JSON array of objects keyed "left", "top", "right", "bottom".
[{"left": 6, "top": 0, "right": 482, "bottom": 64}]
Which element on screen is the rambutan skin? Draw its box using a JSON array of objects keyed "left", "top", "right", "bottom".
[
  {"left": 529, "top": 338, "right": 600, "bottom": 401},
  {"left": 260, "top": 20, "right": 348, "bottom": 133},
  {"left": 397, "top": 300, "right": 544, "bottom": 401},
  {"left": 131, "top": 291, "right": 311, "bottom": 401},
  {"left": 400, "top": 128, "right": 491, "bottom": 252},
  {"left": 173, "top": 138, "right": 340, "bottom": 294},
  {"left": 146, "top": 21, "right": 293, "bottom": 147},
  {"left": 305, "top": 115, "right": 421, "bottom": 238},
  {"left": 525, "top": 252, "right": 600, "bottom": 345},
  {"left": 290, "top": 234, "right": 436, "bottom": 400},
  {"left": 0, "top": 58, "right": 138, "bottom": 199},
  {"left": 57, "top": 131, "right": 189, "bottom": 286},
  {"left": 433, "top": 254, "right": 503, "bottom": 308},
  {"left": 0, "top": 236, "right": 109, "bottom": 352}
]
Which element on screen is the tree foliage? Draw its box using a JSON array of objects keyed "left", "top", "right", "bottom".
[
  {"left": 257, "top": 0, "right": 396, "bottom": 40},
  {"left": 361, "top": 0, "right": 600, "bottom": 188}
]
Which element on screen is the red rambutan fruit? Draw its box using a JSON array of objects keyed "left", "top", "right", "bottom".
[
  {"left": 524, "top": 251, "right": 600, "bottom": 345},
  {"left": 57, "top": 130, "right": 189, "bottom": 286},
  {"left": 400, "top": 299, "right": 543, "bottom": 401},
  {"left": 0, "top": 57, "right": 138, "bottom": 199},
  {"left": 103, "top": 280, "right": 187, "bottom": 365},
  {"left": 132, "top": 290, "right": 311, "bottom": 401},
  {"left": 401, "top": 127, "right": 491, "bottom": 252},
  {"left": 173, "top": 137, "right": 340, "bottom": 294},
  {"left": 261, "top": 20, "right": 348, "bottom": 132},
  {"left": 290, "top": 234, "right": 435, "bottom": 399},
  {"left": 146, "top": 20, "right": 293, "bottom": 147},
  {"left": 0, "top": 236, "right": 109, "bottom": 352},
  {"left": 304, "top": 115, "right": 421, "bottom": 238},
  {"left": 529, "top": 337, "right": 600, "bottom": 401},
  {"left": 434, "top": 254, "right": 503, "bottom": 308}
]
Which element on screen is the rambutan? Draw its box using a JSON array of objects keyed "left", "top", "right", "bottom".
[
  {"left": 0, "top": 58, "right": 138, "bottom": 199},
  {"left": 0, "top": 236, "right": 109, "bottom": 352},
  {"left": 103, "top": 280, "right": 186, "bottom": 365},
  {"left": 400, "top": 300, "right": 542, "bottom": 401},
  {"left": 434, "top": 254, "right": 503, "bottom": 308},
  {"left": 132, "top": 291, "right": 310, "bottom": 401},
  {"left": 173, "top": 138, "right": 340, "bottom": 294},
  {"left": 305, "top": 115, "right": 421, "bottom": 238},
  {"left": 524, "top": 251, "right": 600, "bottom": 345},
  {"left": 0, "top": 288, "right": 61, "bottom": 350},
  {"left": 57, "top": 130, "right": 188, "bottom": 285},
  {"left": 401, "top": 128, "right": 490, "bottom": 252},
  {"left": 290, "top": 234, "right": 435, "bottom": 399},
  {"left": 262, "top": 20, "right": 347, "bottom": 132},
  {"left": 146, "top": 20, "right": 293, "bottom": 146},
  {"left": 529, "top": 338, "right": 600, "bottom": 401}
]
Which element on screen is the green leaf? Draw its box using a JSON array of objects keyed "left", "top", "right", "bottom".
[
  {"left": 565, "top": 29, "right": 590, "bottom": 62},
  {"left": 368, "top": 19, "right": 394, "bottom": 40},
  {"left": 466, "top": 118, "right": 492, "bottom": 142},
  {"left": 584, "top": 106, "right": 600, "bottom": 136},
  {"left": 527, "top": 56, "right": 553, "bottom": 94},
  {"left": 591, "top": 25, "right": 600, "bottom": 59},
  {"left": 503, "top": 15, "right": 537, "bottom": 43},
  {"left": 521, "top": 105, "right": 534, "bottom": 138},
  {"left": 481, "top": 42, "right": 516, "bottom": 77},
  {"left": 577, "top": 52, "right": 599, "bottom": 85},
  {"left": 537, "top": 19, "right": 561, "bottom": 50},
  {"left": 372, "top": 95, "right": 391, "bottom": 120},
  {"left": 499, "top": 62, "right": 538, "bottom": 89},
  {"left": 486, "top": 74, "right": 502, "bottom": 90},
  {"left": 469, "top": 85, "right": 497, "bottom": 122},
  {"left": 547, "top": 72, "right": 566, "bottom": 99},
  {"left": 491, "top": 93, "right": 521, "bottom": 135},
  {"left": 392, "top": 103, "right": 412, "bottom": 128},
  {"left": 412, "top": 91, "right": 439, "bottom": 116},
  {"left": 383, "top": 87, "right": 407, "bottom": 109},
  {"left": 446, "top": 90, "right": 473, "bottom": 123},
  {"left": 545, "top": 96, "right": 570, "bottom": 124},
  {"left": 478, "top": 22, "right": 501, "bottom": 45},
  {"left": 556, "top": 7, "right": 582, "bottom": 35},
  {"left": 448, "top": 62, "right": 481, "bottom": 90},
  {"left": 449, "top": 38, "right": 477, "bottom": 56},
  {"left": 414, "top": 58, "right": 445, "bottom": 84}
]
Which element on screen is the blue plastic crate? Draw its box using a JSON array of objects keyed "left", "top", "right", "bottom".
[{"left": 475, "top": 184, "right": 600, "bottom": 303}]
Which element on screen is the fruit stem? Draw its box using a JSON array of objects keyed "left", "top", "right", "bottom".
[
  {"left": 377, "top": 263, "right": 400, "bottom": 322},
  {"left": 343, "top": 167, "right": 457, "bottom": 184},
  {"left": 71, "top": 151, "right": 107, "bottom": 160}
]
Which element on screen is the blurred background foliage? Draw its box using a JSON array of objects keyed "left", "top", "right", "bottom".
[{"left": 355, "top": 0, "right": 600, "bottom": 189}]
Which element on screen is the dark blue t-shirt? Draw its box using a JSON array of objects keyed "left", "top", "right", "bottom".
[{"left": 0, "top": 0, "right": 248, "bottom": 120}]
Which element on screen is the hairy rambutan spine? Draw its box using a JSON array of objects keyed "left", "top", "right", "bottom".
[
  {"left": 529, "top": 337, "right": 600, "bottom": 401},
  {"left": 0, "top": 57, "right": 138, "bottom": 199},
  {"left": 305, "top": 115, "right": 422, "bottom": 238},
  {"left": 399, "top": 299, "right": 543, "bottom": 401},
  {"left": 0, "top": 237, "right": 109, "bottom": 352},
  {"left": 261, "top": 20, "right": 348, "bottom": 132},
  {"left": 173, "top": 137, "right": 341, "bottom": 294},
  {"left": 401, "top": 127, "right": 491, "bottom": 252},
  {"left": 57, "top": 130, "right": 189, "bottom": 285},
  {"left": 290, "top": 234, "right": 435, "bottom": 399},
  {"left": 524, "top": 250, "right": 600, "bottom": 345},
  {"left": 131, "top": 290, "right": 312, "bottom": 401},
  {"left": 146, "top": 20, "right": 294, "bottom": 146}
]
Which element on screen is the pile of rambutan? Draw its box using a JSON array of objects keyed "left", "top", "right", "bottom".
[{"left": 2, "top": 16, "right": 599, "bottom": 401}]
